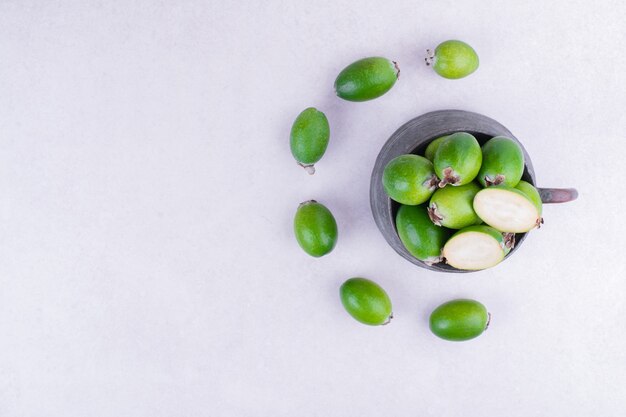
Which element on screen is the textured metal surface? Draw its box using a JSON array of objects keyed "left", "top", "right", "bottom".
[
  {"left": 370, "top": 109, "right": 576, "bottom": 273},
  {"left": 539, "top": 188, "right": 579, "bottom": 203}
]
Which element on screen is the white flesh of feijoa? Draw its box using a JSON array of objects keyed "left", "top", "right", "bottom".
[
  {"left": 473, "top": 188, "right": 539, "bottom": 233},
  {"left": 443, "top": 232, "right": 504, "bottom": 270}
]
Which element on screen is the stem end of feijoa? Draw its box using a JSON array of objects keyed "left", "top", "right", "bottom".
[
  {"left": 427, "top": 203, "right": 444, "bottom": 227},
  {"left": 503, "top": 232, "right": 516, "bottom": 249},
  {"left": 425, "top": 49, "right": 435, "bottom": 66},
  {"left": 423, "top": 255, "right": 443, "bottom": 266},
  {"left": 298, "top": 162, "right": 316, "bottom": 175},
  {"left": 535, "top": 217, "right": 544, "bottom": 229},
  {"left": 424, "top": 174, "right": 439, "bottom": 191},
  {"left": 299, "top": 199, "right": 317, "bottom": 208},
  {"left": 392, "top": 60, "right": 400, "bottom": 79},
  {"left": 438, "top": 167, "right": 460, "bottom": 188},
  {"left": 485, "top": 174, "right": 506, "bottom": 187},
  {"left": 381, "top": 312, "right": 394, "bottom": 326}
]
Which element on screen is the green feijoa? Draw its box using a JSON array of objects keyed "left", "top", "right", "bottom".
[
  {"left": 428, "top": 182, "right": 482, "bottom": 229},
  {"left": 334, "top": 57, "right": 399, "bottom": 102},
  {"left": 294, "top": 200, "right": 337, "bottom": 257},
  {"left": 424, "top": 135, "right": 448, "bottom": 161},
  {"left": 290, "top": 107, "right": 330, "bottom": 175},
  {"left": 502, "top": 232, "right": 516, "bottom": 252},
  {"left": 473, "top": 186, "right": 542, "bottom": 233},
  {"left": 382, "top": 154, "right": 438, "bottom": 205},
  {"left": 396, "top": 204, "right": 450, "bottom": 265},
  {"left": 429, "top": 299, "right": 490, "bottom": 341},
  {"left": 433, "top": 132, "right": 482, "bottom": 187},
  {"left": 340, "top": 277, "right": 392, "bottom": 326},
  {"left": 478, "top": 136, "right": 525, "bottom": 187},
  {"left": 442, "top": 225, "right": 508, "bottom": 270},
  {"left": 425, "top": 40, "right": 479, "bottom": 79}
]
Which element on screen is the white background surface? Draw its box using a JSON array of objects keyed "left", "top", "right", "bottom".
[{"left": 1, "top": 1, "right": 625, "bottom": 416}]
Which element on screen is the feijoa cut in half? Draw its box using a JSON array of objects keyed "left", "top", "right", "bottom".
[
  {"left": 396, "top": 204, "right": 450, "bottom": 265},
  {"left": 429, "top": 299, "right": 490, "bottom": 341},
  {"left": 433, "top": 132, "right": 482, "bottom": 187},
  {"left": 340, "top": 278, "right": 393, "bottom": 326},
  {"left": 424, "top": 135, "right": 448, "bottom": 161},
  {"left": 515, "top": 180, "right": 543, "bottom": 220},
  {"left": 442, "top": 225, "right": 509, "bottom": 270},
  {"left": 290, "top": 107, "right": 330, "bottom": 174},
  {"left": 425, "top": 40, "right": 479, "bottom": 80},
  {"left": 428, "top": 182, "right": 482, "bottom": 229},
  {"left": 382, "top": 154, "right": 438, "bottom": 205},
  {"left": 478, "top": 136, "right": 525, "bottom": 187},
  {"left": 473, "top": 185, "right": 542, "bottom": 233},
  {"left": 294, "top": 200, "right": 338, "bottom": 257},
  {"left": 334, "top": 57, "right": 399, "bottom": 102}
]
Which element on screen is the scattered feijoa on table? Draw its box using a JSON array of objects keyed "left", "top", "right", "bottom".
[
  {"left": 478, "top": 136, "right": 525, "bottom": 187},
  {"left": 429, "top": 299, "right": 490, "bottom": 341},
  {"left": 334, "top": 57, "right": 400, "bottom": 102},
  {"left": 428, "top": 182, "right": 482, "bottom": 229},
  {"left": 433, "top": 132, "right": 482, "bottom": 187},
  {"left": 424, "top": 135, "right": 448, "bottom": 161},
  {"left": 382, "top": 154, "right": 438, "bottom": 205},
  {"left": 290, "top": 107, "right": 330, "bottom": 175},
  {"left": 442, "top": 225, "right": 510, "bottom": 270},
  {"left": 340, "top": 277, "right": 393, "bottom": 326},
  {"left": 473, "top": 185, "right": 542, "bottom": 233},
  {"left": 425, "top": 40, "right": 479, "bottom": 79},
  {"left": 294, "top": 200, "right": 338, "bottom": 257},
  {"left": 396, "top": 204, "right": 450, "bottom": 265}
]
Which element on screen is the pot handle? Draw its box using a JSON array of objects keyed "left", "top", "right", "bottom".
[{"left": 538, "top": 187, "right": 578, "bottom": 204}]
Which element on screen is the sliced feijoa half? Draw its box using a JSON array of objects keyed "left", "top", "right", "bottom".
[
  {"left": 473, "top": 185, "right": 542, "bottom": 233},
  {"left": 294, "top": 200, "right": 338, "bottom": 257},
  {"left": 424, "top": 135, "right": 448, "bottom": 161},
  {"left": 334, "top": 57, "right": 399, "bottom": 102},
  {"left": 396, "top": 204, "right": 450, "bottom": 265},
  {"left": 382, "top": 154, "right": 438, "bottom": 205},
  {"left": 340, "top": 277, "right": 393, "bottom": 326},
  {"left": 478, "top": 136, "right": 525, "bottom": 187},
  {"left": 515, "top": 180, "right": 543, "bottom": 218},
  {"left": 290, "top": 107, "right": 330, "bottom": 174},
  {"left": 442, "top": 225, "right": 509, "bottom": 270},
  {"left": 429, "top": 299, "right": 490, "bottom": 341},
  {"left": 433, "top": 132, "right": 482, "bottom": 187},
  {"left": 428, "top": 182, "right": 482, "bottom": 229}
]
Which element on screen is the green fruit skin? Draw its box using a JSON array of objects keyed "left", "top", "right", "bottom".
[
  {"left": 340, "top": 278, "right": 392, "bottom": 326},
  {"left": 294, "top": 201, "right": 338, "bottom": 257},
  {"left": 432, "top": 40, "right": 479, "bottom": 79},
  {"left": 515, "top": 180, "right": 543, "bottom": 215},
  {"left": 290, "top": 107, "right": 330, "bottom": 165},
  {"left": 396, "top": 204, "right": 450, "bottom": 264},
  {"left": 478, "top": 136, "right": 525, "bottom": 187},
  {"left": 449, "top": 225, "right": 509, "bottom": 255},
  {"left": 428, "top": 182, "right": 482, "bottom": 229},
  {"left": 424, "top": 135, "right": 448, "bottom": 161},
  {"left": 429, "top": 299, "right": 489, "bottom": 341},
  {"left": 334, "top": 57, "right": 399, "bottom": 102},
  {"left": 382, "top": 155, "right": 437, "bottom": 205},
  {"left": 434, "top": 132, "right": 482, "bottom": 186}
]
